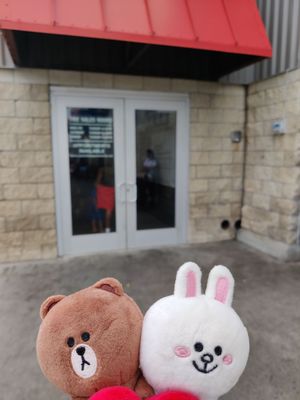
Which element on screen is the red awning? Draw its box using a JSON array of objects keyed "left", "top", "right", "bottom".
[{"left": 0, "top": 0, "right": 271, "bottom": 58}]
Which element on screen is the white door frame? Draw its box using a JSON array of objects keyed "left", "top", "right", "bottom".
[
  {"left": 125, "top": 98, "right": 189, "bottom": 248},
  {"left": 51, "top": 87, "right": 189, "bottom": 256}
]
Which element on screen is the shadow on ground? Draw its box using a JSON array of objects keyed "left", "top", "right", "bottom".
[{"left": 0, "top": 240, "right": 300, "bottom": 400}]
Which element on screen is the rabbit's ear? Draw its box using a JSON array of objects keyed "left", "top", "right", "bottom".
[
  {"left": 174, "top": 262, "right": 202, "bottom": 298},
  {"left": 205, "top": 265, "right": 234, "bottom": 306}
]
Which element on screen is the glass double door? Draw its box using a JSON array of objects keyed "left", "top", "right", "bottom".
[{"left": 52, "top": 89, "right": 188, "bottom": 256}]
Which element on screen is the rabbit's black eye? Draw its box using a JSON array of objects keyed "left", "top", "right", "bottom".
[
  {"left": 67, "top": 337, "right": 75, "bottom": 348},
  {"left": 81, "top": 332, "right": 90, "bottom": 342},
  {"left": 214, "top": 346, "right": 222, "bottom": 356},
  {"left": 194, "top": 342, "right": 204, "bottom": 352}
]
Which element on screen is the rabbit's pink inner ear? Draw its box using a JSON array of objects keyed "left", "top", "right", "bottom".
[
  {"left": 215, "top": 277, "right": 229, "bottom": 303},
  {"left": 186, "top": 270, "right": 196, "bottom": 297}
]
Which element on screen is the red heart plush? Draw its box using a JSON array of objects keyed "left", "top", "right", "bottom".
[
  {"left": 90, "top": 387, "right": 140, "bottom": 400},
  {"left": 150, "top": 392, "right": 198, "bottom": 400},
  {"left": 89, "top": 387, "right": 198, "bottom": 400}
]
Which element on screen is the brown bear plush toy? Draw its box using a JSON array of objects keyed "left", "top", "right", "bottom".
[{"left": 36, "top": 277, "right": 153, "bottom": 400}]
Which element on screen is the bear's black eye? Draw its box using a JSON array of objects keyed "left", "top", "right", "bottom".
[
  {"left": 214, "top": 346, "right": 222, "bottom": 356},
  {"left": 194, "top": 342, "right": 204, "bottom": 352},
  {"left": 81, "top": 332, "right": 90, "bottom": 342},
  {"left": 67, "top": 337, "right": 75, "bottom": 348}
]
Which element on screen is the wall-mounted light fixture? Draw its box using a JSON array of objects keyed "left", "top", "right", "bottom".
[
  {"left": 230, "top": 130, "right": 242, "bottom": 143},
  {"left": 272, "top": 119, "right": 286, "bottom": 135}
]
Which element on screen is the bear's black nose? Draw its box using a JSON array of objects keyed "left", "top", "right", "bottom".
[
  {"left": 201, "top": 353, "right": 213, "bottom": 364},
  {"left": 76, "top": 346, "right": 86, "bottom": 356}
]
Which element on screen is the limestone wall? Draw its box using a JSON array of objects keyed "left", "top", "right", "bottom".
[
  {"left": 240, "top": 70, "right": 300, "bottom": 259},
  {"left": 0, "top": 67, "right": 245, "bottom": 262},
  {"left": 188, "top": 81, "right": 245, "bottom": 242},
  {"left": 0, "top": 69, "right": 55, "bottom": 262}
]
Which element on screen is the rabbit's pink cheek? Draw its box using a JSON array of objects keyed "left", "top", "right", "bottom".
[
  {"left": 223, "top": 354, "right": 233, "bottom": 365},
  {"left": 174, "top": 346, "right": 191, "bottom": 358}
]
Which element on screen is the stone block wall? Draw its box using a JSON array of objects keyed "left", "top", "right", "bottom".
[
  {"left": 0, "top": 68, "right": 56, "bottom": 262},
  {"left": 0, "top": 67, "right": 245, "bottom": 262},
  {"left": 188, "top": 82, "right": 245, "bottom": 242},
  {"left": 239, "top": 70, "right": 300, "bottom": 259}
]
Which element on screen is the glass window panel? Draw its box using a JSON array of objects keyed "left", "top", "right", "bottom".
[
  {"left": 68, "top": 107, "right": 116, "bottom": 235},
  {"left": 136, "top": 110, "right": 176, "bottom": 230}
]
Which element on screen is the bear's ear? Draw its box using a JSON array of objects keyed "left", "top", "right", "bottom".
[
  {"left": 93, "top": 277, "right": 124, "bottom": 296},
  {"left": 40, "top": 295, "right": 65, "bottom": 320},
  {"left": 205, "top": 265, "right": 234, "bottom": 306}
]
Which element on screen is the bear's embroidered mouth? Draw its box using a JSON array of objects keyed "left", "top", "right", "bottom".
[
  {"left": 71, "top": 344, "right": 98, "bottom": 379},
  {"left": 192, "top": 360, "right": 218, "bottom": 374},
  {"left": 80, "top": 354, "right": 91, "bottom": 371}
]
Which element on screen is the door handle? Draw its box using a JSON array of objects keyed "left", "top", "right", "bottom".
[
  {"left": 127, "top": 182, "right": 137, "bottom": 203},
  {"left": 117, "top": 182, "right": 126, "bottom": 203}
]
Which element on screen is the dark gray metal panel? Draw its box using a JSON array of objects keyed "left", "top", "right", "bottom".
[
  {"left": 222, "top": 0, "right": 300, "bottom": 84},
  {"left": 270, "top": 0, "right": 280, "bottom": 76},
  {"left": 288, "top": 0, "right": 300, "bottom": 69},
  {"left": 261, "top": 0, "right": 271, "bottom": 79},
  {"left": 0, "top": 31, "right": 14, "bottom": 68}
]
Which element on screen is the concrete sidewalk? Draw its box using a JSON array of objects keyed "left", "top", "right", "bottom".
[{"left": 0, "top": 241, "right": 299, "bottom": 400}]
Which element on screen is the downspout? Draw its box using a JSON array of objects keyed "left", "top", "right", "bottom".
[
  {"left": 297, "top": 212, "right": 300, "bottom": 246},
  {"left": 236, "top": 84, "right": 249, "bottom": 239}
]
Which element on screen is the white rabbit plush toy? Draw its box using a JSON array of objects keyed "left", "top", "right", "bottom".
[{"left": 140, "top": 262, "right": 249, "bottom": 400}]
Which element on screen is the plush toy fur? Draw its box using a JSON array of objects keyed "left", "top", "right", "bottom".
[
  {"left": 90, "top": 386, "right": 197, "bottom": 400},
  {"left": 140, "top": 262, "right": 249, "bottom": 400},
  {"left": 36, "top": 277, "right": 153, "bottom": 400}
]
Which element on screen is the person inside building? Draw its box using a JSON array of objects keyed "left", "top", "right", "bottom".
[
  {"left": 143, "top": 148, "right": 158, "bottom": 206},
  {"left": 95, "top": 167, "right": 115, "bottom": 233},
  {"left": 88, "top": 182, "right": 105, "bottom": 234}
]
